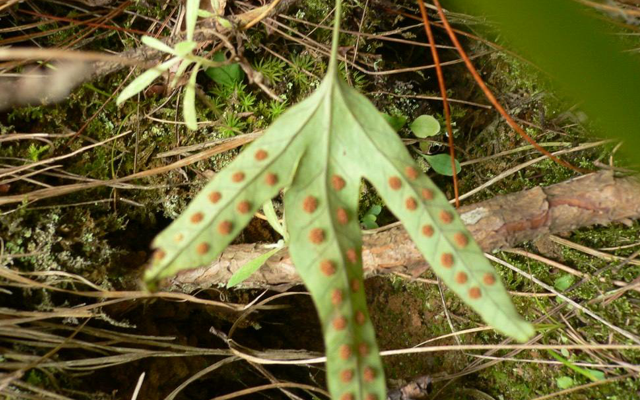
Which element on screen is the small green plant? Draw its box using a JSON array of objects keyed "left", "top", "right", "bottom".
[
  {"left": 145, "top": 2, "right": 534, "bottom": 399},
  {"left": 267, "top": 99, "right": 288, "bottom": 120},
  {"left": 218, "top": 112, "right": 246, "bottom": 137},
  {"left": 407, "top": 114, "right": 461, "bottom": 176},
  {"left": 410, "top": 114, "right": 440, "bottom": 138},
  {"left": 420, "top": 153, "right": 461, "bottom": 176},
  {"left": 288, "top": 52, "right": 316, "bottom": 87},
  {"left": 26, "top": 144, "right": 49, "bottom": 161},
  {"left": 238, "top": 91, "right": 256, "bottom": 113},
  {"left": 254, "top": 56, "right": 287, "bottom": 84},
  {"left": 360, "top": 205, "right": 382, "bottom": 229},
  {"left": 116, "top": 0, "right": 235, "bottom": 130},
  {"left": 227, "top": 200, "right": 287, "bottom": 288}
]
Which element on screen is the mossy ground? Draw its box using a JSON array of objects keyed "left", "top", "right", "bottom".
[{"left": 1, "top": 1, "right": 639, "bottom": 399}]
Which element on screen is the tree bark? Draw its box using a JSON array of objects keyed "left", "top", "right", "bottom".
[{"left": 169, "top": 171, "right": 640, "bottom": 291}]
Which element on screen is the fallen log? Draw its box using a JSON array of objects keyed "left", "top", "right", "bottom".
[{"left": 169, "top": 171, "right": 640, "bottom": 291}]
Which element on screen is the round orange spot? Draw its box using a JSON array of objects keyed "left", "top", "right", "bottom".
[
  {"left": 341, "top": 394, "right": 354, "bottom": 400},
  {"left": 208, "top": 191, "right": 221, "bottom": 203},
  {"left": 254, "top": 149, "right": 268, "bottom": 160},
  {"left": 405, "top": 197, "right": 417, "bottom": 211},
  {"left": 331, "top": 289, "right": 343, "bottom": 306},
  {"left": 454, "top": 232, "right": 468, "bottom": 248},
  {"left": 355, "top": 311, "right": 366, "bottom": 325},
  {"left": 303, "top": 196, "right": 317, "bottom": 213},
  {"left": 455, "top": 272, "right": 468, "bottom": 284},
  {"left": 469, "top": 287, "right": 482, "bottom": 299},
  {"left": 309, "top": 228, "right": 325, "bottom": 244},
  {"left": 405, "top": 166, "right": 419, "bottom": 180},
  {"left": 196, "top": 242, "right": 210, "bottom": 255},
  {"left": 358, "top": 342, "right": 370, "bottom": 356},
  {"left": 174, "top": 233, "right": 184, "bottom": 243},
  {"left": 332, "top": 175, "right": 346, "bottom": 191},
  {"left": 346, "top": 248, "right": 358, "bottom": 264},
  {"left": 483, "top": 273, "right": 496, "bottom": 285},
  {"left": 363, "top": 367, "right": 376, "bottom": 382},
  {"left": 439, "top": 210, "right": 453, "bottom": 224},
  {"left": 190, "top": 212, "right": 204, "bottom": 224},
  {"left": 333, "top": 316, "right": 347, "bottom": 330},
  {"left": 320, "top": 260, "right": 336, "bottom": 276},
  {"left": 154, "top": 250, "right": 165, "bottom": 261},
  {"left": 265, "top": 172, "right": 278, "bottom": 186},
  {"left": 441, "top": 253, "right": 454, "bottom": 268},
  {"left": 388, "top": 176, "right": 402, "bottom": 190},
  {"left": 422, "top": 224, "right": 434, "bottom": 237},
  {"left": 422, "top": 188, "right": 434, "bottom": 200},
  {"left": 336, "top": 207, "right": 348, "bottom": 225},
  {"left": 232, "top": 171, "right": 245, "bottom": 183},
  {"left": 218, "top": 220, "right": 233, "bottom": 235},
  {"left": 340, "top": 369, "right": 354, "bottom": 383},
  {"left": 350, "top": 278, "right": 360, "bottom": 292},
  {"left": 237, "top": 201, "right": 251, "bottom": 214},
  {"left": 339, "top": 344, "right": 352, "bottom": 360}
]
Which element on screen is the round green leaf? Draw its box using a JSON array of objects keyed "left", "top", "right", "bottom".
[
  {"left": 556, "top": 376, "right": 574, "bottom": 389},
  {"left": 554, "top": 274, "right": 575, "bottom": 291},
  {"left": 410, "top": 115, "right": 440, "bottom": 138},
  {"left": 422, "top": 153, "right": 461, "bottom": 176}
]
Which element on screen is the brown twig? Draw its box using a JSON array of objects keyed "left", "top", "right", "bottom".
[
  {"left": 170, "top": 171, "right": 640, "bottom": 290},
  {"left": 430, "top": 0, "right": 584, "bottom": 173},
  {"left": 417, "top": 0, "right": 459, "bottom": 207}
]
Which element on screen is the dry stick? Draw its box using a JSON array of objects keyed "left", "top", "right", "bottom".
[
  {"left": 0, "top": 265, "right": 241, "bottom": 311},
  {"left": 370, "top": 141, "right": 605, "bottom": 236},
  {"left": 266, "top": 15, "right": 491, "bottom": 75},
  {"left": 209, "top": 382, "right": 330, "bottom": 400},
  {"left": 457, "top": 140, "right": 606, "bottom": 202},
  {"left": 243, "top": 0, "right": 286, "bottom": 29},
  {"left": 248, "top": 362, "right": 307, "bottom": 400},
  {"left": 430, "top": 0, "right": 583, "bottom": 173},
  {"left": 0, "top": 132, "right": 260, "bottom": 207},
  {"left": 530, "top": 374, "right": 633, "bottom": 400},
  {"left": 0, "top": 130, "right": 132, "bottom": 180},
  {"left": 0, "top": 48, "right": 146, "bottom": 66},
  {"left": 417, "top": 0, "right": 460, "bottom": 207},
  {"left": 501, "top": 248, "right": 640, "bottom": 292},
  {"left": 171, "top": 171, "right": 640, "bottom": 290},
  {"left": 163, "top": 357, "right": 240, "bottom": 400},
  {"left": 550, "top": 235, "right": 640, "bottom": 266},
  {"left": 0, "top": 319, "right": 90, "bottom": 391},
  {"left": 228, "top": 344, "right": 640, "bottom": 366},
  {"left": 18, "top": 7, "right": 149, "bottom": 35},
  {"left": 279, "top": 15, "right": 456, "bottom": 50},
  {"left": 487, "top": 254, "right": 640, "bottom": 345},
  {"left": 371, "top": 90, "right": 492, "bottom": 109}
]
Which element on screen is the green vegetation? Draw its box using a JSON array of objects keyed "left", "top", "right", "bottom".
[{"left": 1, "top": 0, "right": 638, "bottom": 399}]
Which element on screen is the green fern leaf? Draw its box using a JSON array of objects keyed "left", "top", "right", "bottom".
[{"left": 145, "top": 2, "right": 534, "bottom": 399}]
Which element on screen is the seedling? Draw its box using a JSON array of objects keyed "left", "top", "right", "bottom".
[
  {"left": 360, "top": 205, "right": 382, "bottom": 229},
  {"left": 116, "top": 0, "right": 234, "bottom": 130},
  {"left": 145, "top": 1, "right": 534, "bottom": 399},
  {"left": 409, "top": 114, "right": 461, "bottom": 176},
  {"left": 410, "top": 114, "right": 440, "bottom": 138}
]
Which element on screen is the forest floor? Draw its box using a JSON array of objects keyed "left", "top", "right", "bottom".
[{"left": 1, "top": 1, "right": 639, "bottom": 399}]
